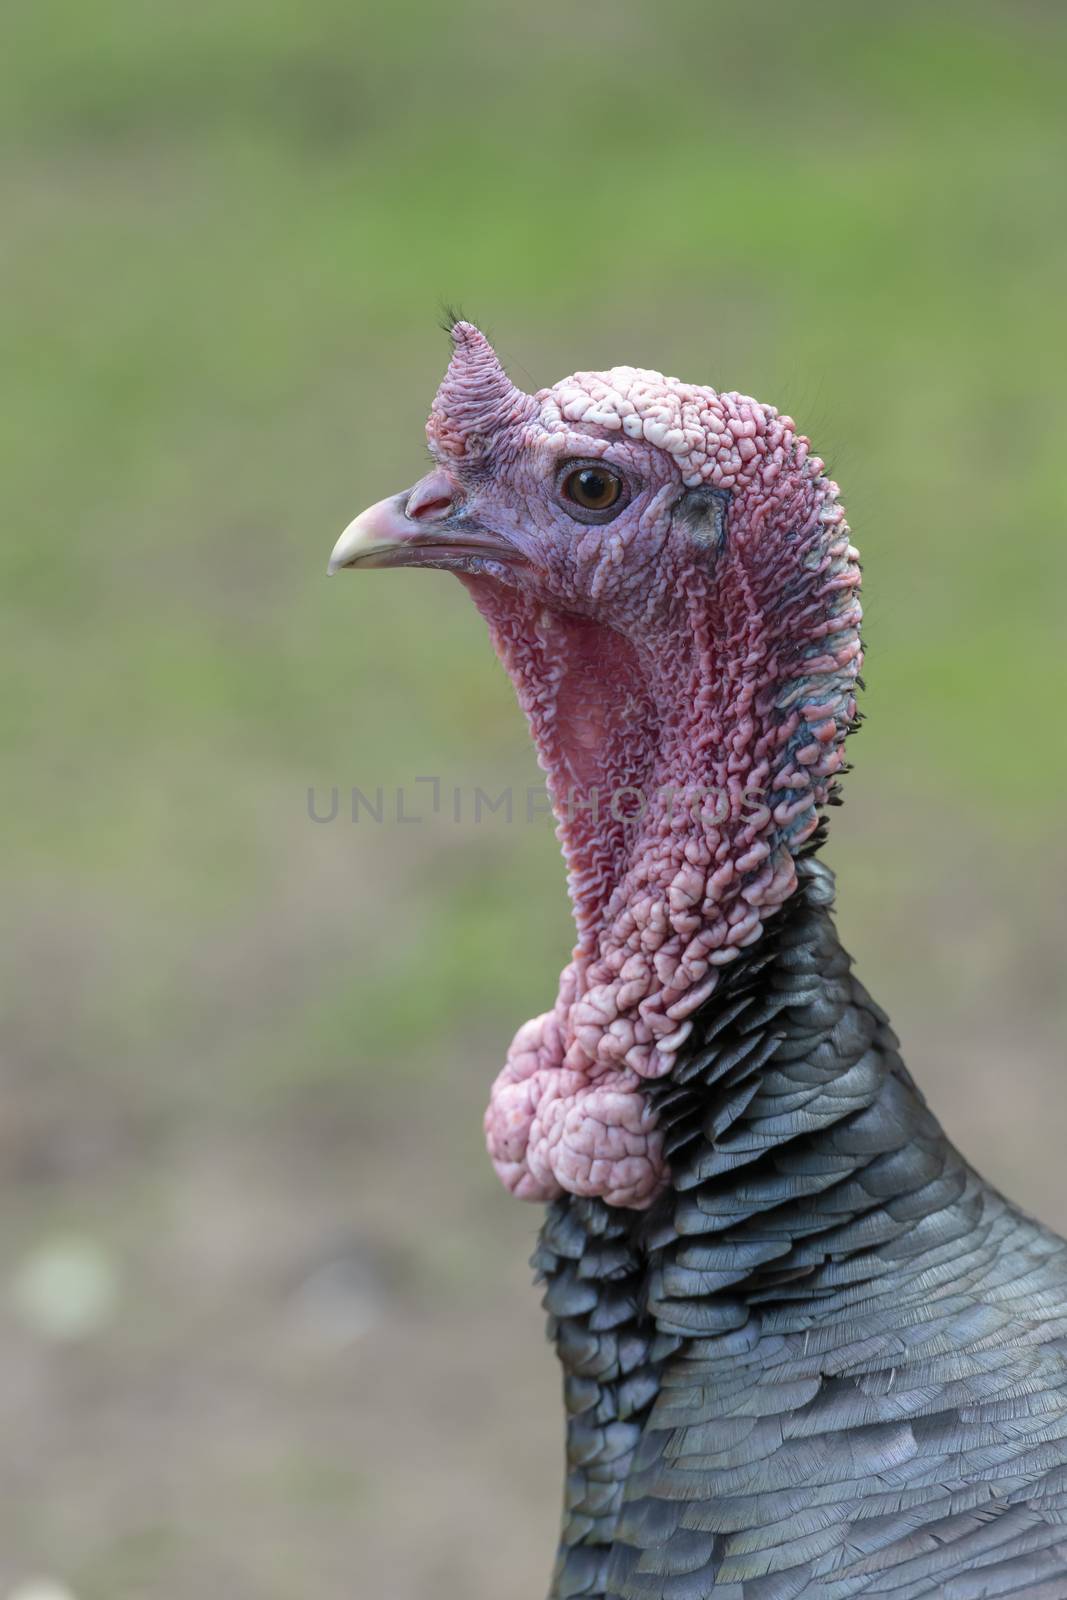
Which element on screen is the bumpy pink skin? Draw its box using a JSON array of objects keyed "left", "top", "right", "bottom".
[{"left": 425, "top": 327, "right": 862, "bottom": 1209}]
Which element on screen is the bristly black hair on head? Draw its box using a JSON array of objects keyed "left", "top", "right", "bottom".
[{"left": 438, "top": 302, "right": 469, "bottom": 337}]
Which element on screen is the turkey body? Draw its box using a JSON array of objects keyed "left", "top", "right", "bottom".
[
  {"left": 541, "top": 860, "right": 1067, "bottom": 1599},
  {"left": 328, "top": 324, "right": 1067, "bottom": 1600}
]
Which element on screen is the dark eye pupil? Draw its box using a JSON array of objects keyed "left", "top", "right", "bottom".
[{"left": 565, "top": 466, "right": 621, "bottom": 511}]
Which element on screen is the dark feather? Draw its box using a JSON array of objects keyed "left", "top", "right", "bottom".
[{"left": 538, "top": 863, "right": 1067, "bottom": 1597}]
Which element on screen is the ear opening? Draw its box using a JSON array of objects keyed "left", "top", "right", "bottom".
[{"left": 676, "top": 485, "right": 731, "bottom": 552}]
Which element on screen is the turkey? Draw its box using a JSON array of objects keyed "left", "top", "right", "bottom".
[{"left": 329, "top": 322, "right": 1067, "bottom": 1598}]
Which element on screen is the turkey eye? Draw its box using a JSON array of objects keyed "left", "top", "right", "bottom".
[{"left": 561, "top": 465, "right": 623, "bottom": 513}]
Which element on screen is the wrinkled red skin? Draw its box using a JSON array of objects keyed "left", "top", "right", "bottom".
[{"left": 426, "top": 327, "right": 861, "bottom": 1208}]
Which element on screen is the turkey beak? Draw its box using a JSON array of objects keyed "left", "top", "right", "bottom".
[
  {"left": 328, "top": 491, "right": 419, "bottom": 573},
  {"left": 329, "top": 469, "right": 518, "bottom": 574}
]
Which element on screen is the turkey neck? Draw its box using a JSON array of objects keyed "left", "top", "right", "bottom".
[{"left": 471, "top": 565, "right": 854, "bottom": 1190}]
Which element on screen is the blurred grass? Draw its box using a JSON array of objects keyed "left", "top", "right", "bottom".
[{"left": 2, "top": 1, "right": 1066, "bottom": 1594}]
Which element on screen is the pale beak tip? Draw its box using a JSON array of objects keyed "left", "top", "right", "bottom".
[
  {"left": 328, "top": 517, "right": 368, "bottom": 575},
  {"left": 328, "top": 498, "right": 405, "bottom": 576}
]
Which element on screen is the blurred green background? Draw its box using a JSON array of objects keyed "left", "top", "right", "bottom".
[{"left": 2, "top": 1, "right": 1065, "bottom": 1594}]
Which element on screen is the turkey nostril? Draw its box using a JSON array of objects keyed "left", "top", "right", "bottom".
[
  {"left": 406, "top": 493, "right": 453, "bottom": 523},
  {"left": 403, "top": 468, "right": 462, "bottom": 524}
]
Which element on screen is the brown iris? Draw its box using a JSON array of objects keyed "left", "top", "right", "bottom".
[{"left": 561, "top": 464, "right": 623, "bottom": 513}]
